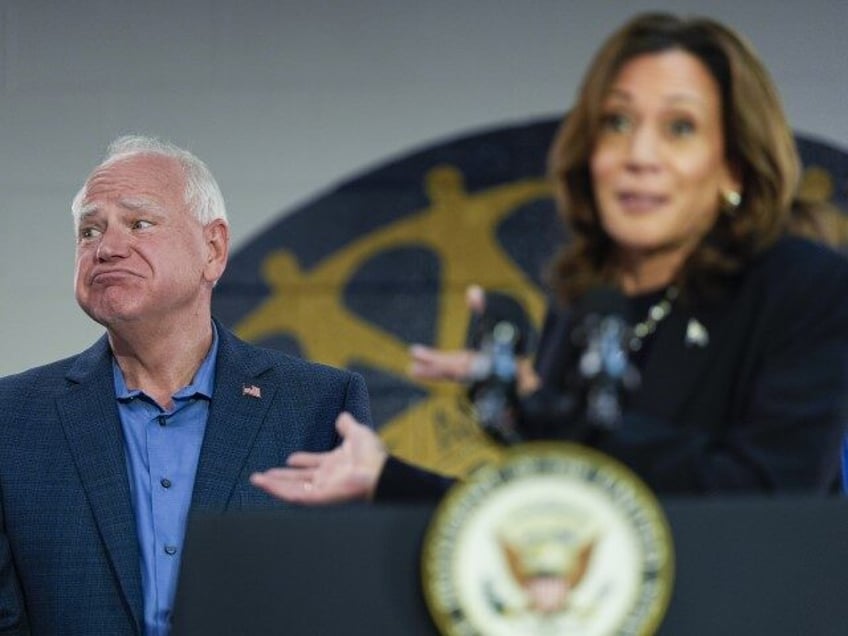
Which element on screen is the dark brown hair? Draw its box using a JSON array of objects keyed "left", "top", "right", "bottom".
[{"left": 548, "top": 12, "right": 799, "bottom": 303}]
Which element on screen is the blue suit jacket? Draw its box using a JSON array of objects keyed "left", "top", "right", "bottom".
[{"left": 0, "top": 322, "right": 371, "bottom": 635}]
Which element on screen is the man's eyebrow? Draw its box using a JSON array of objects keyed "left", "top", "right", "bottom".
[
  {"left": 119, "top": 196, "right": 166, "bottom": 213},
  {"left": 78, "top": 204, "right": 99, "bottom": 220},
  {"left": 77, "top": 197, "right": 167, "bottom": 225}
]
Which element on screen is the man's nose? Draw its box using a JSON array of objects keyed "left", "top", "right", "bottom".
[{"left": 96, "top": 226, "right": 130, "bottom": 261}]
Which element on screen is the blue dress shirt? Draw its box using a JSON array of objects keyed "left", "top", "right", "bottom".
[{"left": 113, "top": 326, "right": 219, "bottom": 636}]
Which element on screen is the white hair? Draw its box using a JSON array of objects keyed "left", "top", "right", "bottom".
[{"left": 71, "top": 134, "right": 228, "bottom": 230}]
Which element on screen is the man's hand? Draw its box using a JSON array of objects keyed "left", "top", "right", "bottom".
[{"left": 250, "top": 412, "right": 388, "bottom": 505}]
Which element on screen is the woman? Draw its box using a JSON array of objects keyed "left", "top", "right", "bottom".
[{"left": 251, "top": 12, "right": 848, "bottom": 501}]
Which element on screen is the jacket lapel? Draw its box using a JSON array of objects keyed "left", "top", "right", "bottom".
[
  {"left": 633, "top": 297, "right": 730, "bottom": 423},
  {"left": 190, "top": 325, "right": 278, "bottom": 512},
  {"left": 57, "top": 337, "right": 143, "bottom": 632}
]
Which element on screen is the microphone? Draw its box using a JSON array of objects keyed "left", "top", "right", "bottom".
[
  {"left": 463, "top": 289, "right": 537, "bottom": 444},
  {"left": 470, "top": 321, "right": 523, "bottom": 445},
  {"left": 570, "top": 286, "right": 639, "bottom": 431},
  {"left": 464, "top": 286, "right": 637, "bottom": 445}
]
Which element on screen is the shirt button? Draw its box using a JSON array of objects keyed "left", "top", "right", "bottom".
[
  {"left": 164, "top": 545, "right": 178, "bottom": 556},
  {"left": 161, "top": 478, "right": 172, "bottom": 489},
  {"left": 157, "top": 416, "right": 167, "bottom": 427}
]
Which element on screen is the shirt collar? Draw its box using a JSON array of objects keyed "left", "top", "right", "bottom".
[{"left": 112, "top": 322, "right": 220, "bottom": 401}]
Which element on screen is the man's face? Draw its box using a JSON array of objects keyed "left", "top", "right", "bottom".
[{"left": 74, "top": 153, "right": 227, "bottom": 328}]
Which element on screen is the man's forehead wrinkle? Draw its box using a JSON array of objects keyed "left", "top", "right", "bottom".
[
  {"left": 81, "top": 195, "right": 170, "bottom": 221},
  {"left": 82, "top": 161, "right": 185, "bottom": 212},
  {"left": 87, "top": 154, "right": 185, "bottom": 190},
  {"left": 120, "top": 196, "right": 166, "bottom": 212}
]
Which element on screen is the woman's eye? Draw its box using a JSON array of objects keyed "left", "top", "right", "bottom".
[
  {"left": 601, "top": 112, "right": 631, "bottom": 133},
  {"left": 132, "top": 220, "right": 153, "bottom": 230},
  {"left": 668, "top": 119, "right": 695, "bottom": 136}
]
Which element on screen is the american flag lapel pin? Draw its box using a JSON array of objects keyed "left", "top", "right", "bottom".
[
  {"left": 685, "top": 318, "right": 709, "bottom": 348},
  {"left": 242, "top": 384, "right": 262, "bottom": 399}
]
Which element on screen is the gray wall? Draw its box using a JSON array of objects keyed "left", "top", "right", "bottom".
[{"left": 1, "top": 0, "right": 846, "bottom": 376}]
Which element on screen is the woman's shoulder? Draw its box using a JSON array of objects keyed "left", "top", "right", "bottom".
[
  {"left": 751, "top": 234, "right": 848, "bottom": 289},
  {"left": 744, "top": 234, "right": 848, "bottom": 326},
  {"left": 756, "top": 234, "right": 847, "bottom": 273}
]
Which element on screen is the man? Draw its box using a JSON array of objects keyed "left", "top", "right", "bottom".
[{"left": 0, "top": 136, "right": 371, "bottom": 635}]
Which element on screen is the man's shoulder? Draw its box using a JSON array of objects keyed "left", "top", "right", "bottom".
[
  {"left": 0, "top": 354, "right": 81, "bottom": 391},
  {"left": 258, "top": 346, "right": 355, "bottom": 381},
  {"left": 0, "top": 337, "right": 110, "bottom": 396},
  {"left": 0, "top": 360, "right": 82, "bottom": 416},
  {"left": 216, "top": 325, "right": 358, "bottom": 383}
]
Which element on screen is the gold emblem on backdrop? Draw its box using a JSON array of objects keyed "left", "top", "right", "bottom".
[
  {"left": 234, "top": 165, "right": 551, "bottom": 476},
  {"left": 232, "top": 162, "right": 842, "bottom": 478}
]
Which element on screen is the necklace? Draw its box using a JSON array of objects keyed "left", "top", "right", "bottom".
[{"left": 628, "top": 286, "right": 678, "bottom": 352}]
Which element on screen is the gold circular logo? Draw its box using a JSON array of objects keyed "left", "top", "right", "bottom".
[{"left": 421, "top": 442, "right": 674, "bottom": 636}]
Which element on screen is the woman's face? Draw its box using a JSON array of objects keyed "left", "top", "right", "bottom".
[{"left": 590, "top": 49, "right": 740, "bottom": 266}]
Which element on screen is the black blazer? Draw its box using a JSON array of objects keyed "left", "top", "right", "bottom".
[
  {"left": 377, "top": 236, "right": 848, "bottom": 499},
  {"left": 535, "top": 236, "right": 848, "bottom": 493}
]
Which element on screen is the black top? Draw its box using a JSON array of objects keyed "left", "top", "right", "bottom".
[{"left": 377, "top": 236, "right": 848, "bottom": 498}]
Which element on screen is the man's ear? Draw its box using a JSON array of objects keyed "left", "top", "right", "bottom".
[{"left": 203, "top": 219, "right": 229, "bottom": 283}]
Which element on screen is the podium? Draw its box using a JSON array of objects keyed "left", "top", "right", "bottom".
[{"left": 172, "top": 497, "right": 848, "bottom": 635}]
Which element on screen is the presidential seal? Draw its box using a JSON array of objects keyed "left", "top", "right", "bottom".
[{"left": 421, "top": 442, "right": 673, "bottom": 636}]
